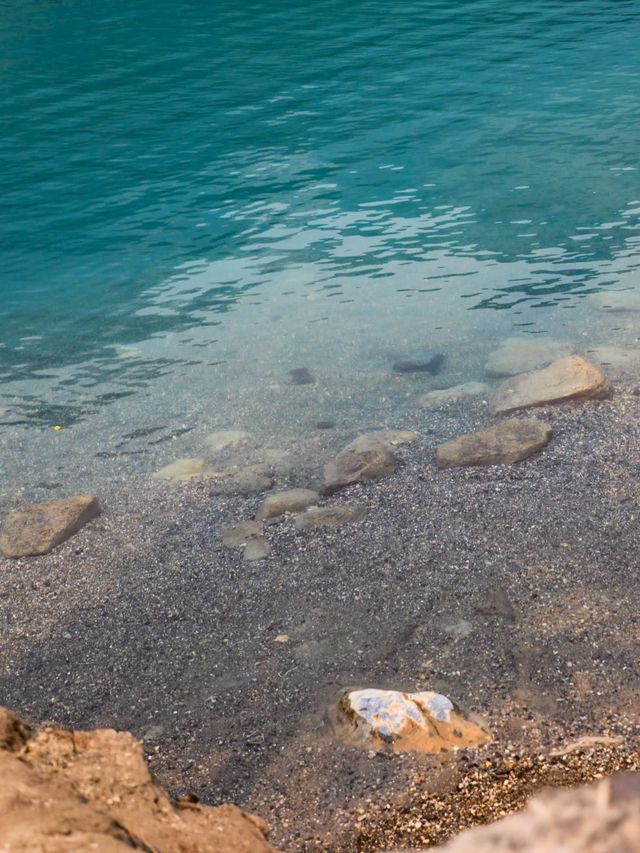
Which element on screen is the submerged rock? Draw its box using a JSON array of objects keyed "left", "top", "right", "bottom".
[
  {"left": 484, "top": 338, "right": 574, "bottom": 377},
  {"left": 420, "top": 382, "right": 490, "bottom": 408},
  {"left": 392, "top": 353, "right": 445, "bottom": 375},
  {"left": 322, "top": 430, "right": 419, "bottom": 495},
  {"left": 0, "top": 496, "right": 101, "bottom": 558},
  {"left": 243, "top": 536, "right": 272, "bottom": 561},
  {"left": 339, "top": 688, "right": 490, "bottom": 754},
  {"left": 153, "top": 457, "right": 208, "bottom": 481},
  {"left": 221, "top": 520, "right": 271, "bottom": 561},
  {"left": 221, "top": 520, "right": 263, "bottom": 547},
  {"left": 323, "top": 438, "right": 396, "bottom": 494},
  {"left": 491, "top": 356, "right": 610, "bottom": 415},
  {"left": 588, "top": 345, "right": 640, "bottom": 376},
  {"left": 436, "top": 418, "right": 552, "bottom": 468},
  {"left": 588, "top": 290, "right": 640, "bottom": 312},
  {"left": 203, "top": 430, "right": 251, "bottom": 454},
  {"left": 208, "top": 464, "right": 274, "bottom": 495},
  {"left": 289, "top": 367, "right": 316, "bottom": 385},
  {"left": 0, "top": 706, "right": 278, "bottom": 852},
  {"left": 256, "top": 489, "right": 319, "bottom": 520},
  {"left": 294, "top": 504, "right": 364, "bottom": 530}
]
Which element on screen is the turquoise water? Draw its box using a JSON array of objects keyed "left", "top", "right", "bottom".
[{"left": 2, "top": 0, "right": 640, "bottom": 486}]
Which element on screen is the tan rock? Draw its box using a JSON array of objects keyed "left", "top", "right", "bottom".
[
  {"left": 152, "top": 457, "right": 208, "bottom": 481},
  {"left": 588, "top": 290, "right": 640, "bottom": 312},
  {"left": 485, "top": 338, "right": 574, "bottom": 377},
  {"left": 256, "top": 489, "right": 319, "bottom": 520},
  {"left": 0, "top": 496, "right": 100, "bottom": 558},
  {"left": 491, "top": 356, "right": 610, "bottom": 415},
  {"left": 0, "top": 706, "right": 278, "bottom": 852},
  {"left": 204, "top": 430, "right": 251, "bottom": 454},
  {"left": 420, "top": 382, "right": 490, "bottom": 408},
  {"left": 436, "top": 419, "right": 552, "bottom": 468},
  {"left": 339, "top": 688, "right": 490, "bottom": 755},
  {"left": 294, "top": 505, "right": 364, "bottom": 530}
]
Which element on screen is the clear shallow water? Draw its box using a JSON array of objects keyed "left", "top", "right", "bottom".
[{"left": 2, "top": 0, "right": 640, "bottom": 489}]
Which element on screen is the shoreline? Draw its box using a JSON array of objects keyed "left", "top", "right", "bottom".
[{"left": 1, "top": 374, "right": 640, "bottom": 849}]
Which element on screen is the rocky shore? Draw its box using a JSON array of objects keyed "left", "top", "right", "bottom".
[{"left": 1, "top": 345, "right": 640, "bottom": 849}]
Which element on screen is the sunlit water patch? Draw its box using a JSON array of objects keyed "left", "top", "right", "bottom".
[{"left": 1, "top": 0, "right": 640, "bottom": 494}]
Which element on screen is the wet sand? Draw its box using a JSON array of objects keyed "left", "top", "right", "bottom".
[{"left": 1, "top": 382, "right": 640, "bottom": 850}]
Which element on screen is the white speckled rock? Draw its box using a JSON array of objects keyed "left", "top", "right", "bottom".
[{"left": 340, "top": 688, "right": 490, "bottom": 754}]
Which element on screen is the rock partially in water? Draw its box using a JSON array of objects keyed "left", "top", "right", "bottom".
[
  {"left": 289, "top": 367, "right": 316, "bottom": 385},
  {"left": 491, "top": 356, "right": 610, "bottom": 415},
  {"left": 203, "top": 430, "right": 251, "bottom": 454},
  {"left": 392, "top": 353, "right": 445, "bottom": 375},
  {"left": 420, "top": 382, "right": 490, "bottom": 408},
  {"left": 339, "top": 688, "right": 490, "bottom": 754},
  {"left": 208, "top": 464, "right": 274, "bottom": 495},
  {"left": 153, "top": 457, "right": 208, "bottom": 481},
  {"left": 0, "top": 706, "right": 278, "bottom": 852},
  {"left": 221, "top": 520, "right": 263, "bottom": 547},
  {"left": 436, "top": 418, "right": 552, "bottom": 468},
  {"left": 257, "top": 489, "right": 319, "bottom": 520},
  {"left": 588, "top": 290, "right": 640, "bottom": 312},
  {"left": 294, "top": 505, "right": 364, "bottom": 530},
  {"left": 322, "top": 430, "right": 419, "bottom": 495},
  {"left": 0, "top": 495, "right": 101, "bottom": 558},
  {"left": 484, "top": 338, "right": 574, "bottom": 377}
]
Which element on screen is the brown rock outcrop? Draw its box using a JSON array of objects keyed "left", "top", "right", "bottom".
[{"left": 0, "top": 706, "right": 278, "bottom": 852}]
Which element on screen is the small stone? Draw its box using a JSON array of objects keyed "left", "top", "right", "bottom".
[
  {"left": 289, "top": 367, "right": 315, "bottom": 385},
  {"left": 256, "top": 489, "right": 319, "bottom": 520},
  {"left": 588, "top": 290, "right": 640, "bottom": 312},
  {"left": 339, "top": 688, "right": 490, "bottom": 754},
  {"left": 243, "top": 536, "right": 271, "bottom": 561},
  {"left": 221, "top": 521, "right": 263, "bottom": 548},
  {"left": 0, "top": 496, "right": 101, "bottom": 558},
  {"left": 392, "top": 353, "right": 445, "bottom": 375},
  {"left": 420, "top": 382, "right": 490, "bottom": 408},
  {"left": 484, "top": 338, "right": 574, "bottom": 377},
  {"left": 294, "top": 505, "right": 364, "bottom": 530},
  {"left": 436, "top": 418, "right": 552, "bottom": 468},
  {"left": 203, "top": 430, "right": 251, "bottom": 454},
  {"left": 491, "top": 356, "right": 610, "bottom": 415},
  {"left": 314, "top": 420, "right": 336, "bottom": 430},
  {"left": 274, "top": 634, "right": 290, "bottom": 644},
  {"left": 152, "top": 457, "right": 208, "bottom": 481}
]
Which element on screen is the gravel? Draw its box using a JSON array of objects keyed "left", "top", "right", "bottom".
[{"left": 1, "top": 385, "right": 639, "bottom": 850}]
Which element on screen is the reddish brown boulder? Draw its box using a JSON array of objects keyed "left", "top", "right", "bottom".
[
  {"left": 0, "top": 496, "right": 100, "bottom": 558},
  {"left": 0, "top": 707, "right": 278, "bottom": 852}
]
